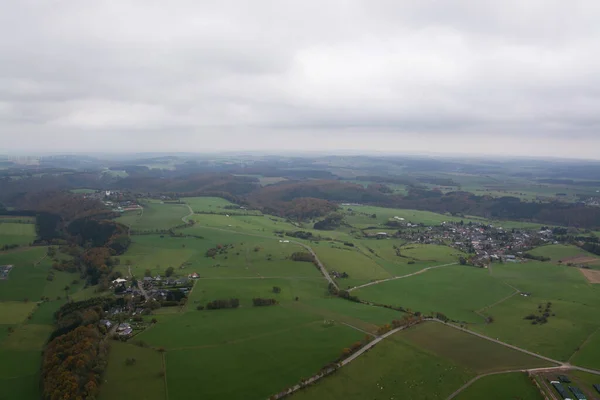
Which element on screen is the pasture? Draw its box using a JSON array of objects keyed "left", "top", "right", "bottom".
[
  {"left": 312, "top": 243, "right": 393, "bottom": 288},
  {"left": 0, "top": 301, "right": 38, "bottom": 324},
  {"left": 166, "top": 322, "right": 362, "bottom": 400},
  {"left": 571, "top": 328, "right": 600, "bottom": 370},
  {"left": 182, "top": 196, "right": 261, "bottom": 215},
  {"left": 355, "top": 265, "right": 515, "bottom": 322},
  {"left": 99, "top": 341, "right": 165, "bottom": 400},
  {"left": 528, "top": 244, "right": 599, "bottom": 263},
  {"left": 401, "top": 322, "right": 552, "bottom": 372},
  {"left": 455, "top": 372, "right": 543, "bottom": 400},
  {"left": 474, "top": 262, "right": 600, "bottom": 360},
  {"left": 116, "top": 201, "right": 188, "bottom": 231},
  {"left": 0, "top": 222, "right": 36, "bottom": 246},
  {"left": 0, "top": 349, "right": 41, "bottom": 400},
  {"left": 121, "top": 233, "right": 322, "bottom": 279},
  {"left": 291, "top": 331, "right": 474, "bottom": 400},
  {"left": 0, "top": 247, "right": 53, "bottom": 301}
]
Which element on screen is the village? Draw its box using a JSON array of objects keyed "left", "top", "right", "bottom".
[
  {"left": 99, "top": 271, "right": 199, "bottom": 338},
  {"left": 365, "top": 217, "right": 564, "bottom": 267}
]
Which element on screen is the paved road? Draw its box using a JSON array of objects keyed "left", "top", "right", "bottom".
[{"left": 348, "top": 262, "right": 457, "bottom": 292}]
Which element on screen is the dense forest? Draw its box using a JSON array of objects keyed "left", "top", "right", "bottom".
[{"left": 42, "top": 298, "right": 115, "bottom": 400}]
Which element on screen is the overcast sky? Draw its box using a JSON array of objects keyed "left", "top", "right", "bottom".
[{"left": 1, "top": 1, "right": 600, "bottom": 158}]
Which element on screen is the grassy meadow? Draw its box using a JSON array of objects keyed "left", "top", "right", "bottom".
[
  {"left": 355, "top": 265, "right": 515, "bottom": 322},
  {"left": 116, "top": 201, "right": 188, "bottom": 231},
  {"left": 99, "top": 341, "right": 166, "bottom": 400},
  {"left": 182, "top": 196, "right": 261, "bottom": 215},
  {"left": 455, "top": 372, "right": 544, "bottom": 400},
  {"left": 0, "top": 222, "right": 36, "bottom": 246},
  {"left": 474, "top": 261, "right": 600, "bottom": 361}
]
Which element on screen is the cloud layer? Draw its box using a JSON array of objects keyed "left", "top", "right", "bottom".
[{"left": 1, "top": 0, "right": 600, "bottom": 157}]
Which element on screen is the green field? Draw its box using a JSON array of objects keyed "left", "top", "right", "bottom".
[
  {"left": 291, "top": 322, "right": 550, "bottom": 400},
  {"left": 0, "top": 302, "right": 38, "bottom": 324},
  {"left": 571, "top": 328, "right": 600, "bottom": 370},
  {"left": 355, "top": 266, "right": 515, "bottom": 322},
  {"left": 166, "top": 323, "right": 362, "bottom": 399},
  {"left": 99, "top": 341, "right": 166, "bottom": 400},
  {"left": 0, "top": 244, "right": 90, "bottom": 400},
  {"left": 0, "top": 222, "right": 36, "bottom": 246},
  {"left": 0, "top": 349, "right": 42, "bottom": 400},
  {"left": 528, "top": 244, "right": 600, "bottom": 263},
  {"left": 474, "top": 262, "right": 600, "bottom": 360},
  {"left": 0, "top": 247, "right": 52, "bottom": 301},
  {"left": 401, "top": 323, "right": 552, "bottom": 372},
  {"left": 455, "top": 372, "right": 544, "bottom": 400},
  {"left": 116, "top": 201, "right": 188, "bottom": 231},
  {"left": 121, "top": 233, "right": 321, "bottom": 279},
  {"left": 291, "top": 330, "right": 474, "bottom": 400},
  {"left": 182, "top": 196, "right": 261, "bottom": 215}
]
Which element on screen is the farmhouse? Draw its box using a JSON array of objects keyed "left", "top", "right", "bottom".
[
  {"left": 98, "top": 319, "right": 112, "bottom": 329},
  {"left": 188, "top": 272, "right": 199, "bottom": 279},
  {"left": 116, "top": 323, "right": 133, "bottom": 336}
]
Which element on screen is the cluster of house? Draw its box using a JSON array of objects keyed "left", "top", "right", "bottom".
[
  {"left": 369, "top": 218, "right": 561, "bottom": 267},
  {"left": 98, "top": 320, "right": 133, "bottom": 337},
  {"left": 581, "top": 196, "right": 600, "bottom": 207},
  {"left": 141, "top": 275, "right": 191, "bottom": 286}
]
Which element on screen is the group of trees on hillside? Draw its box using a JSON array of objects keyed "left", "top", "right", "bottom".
[
  {"left": 42, "top": 297, "right": 115, "bottom": 399},
  {"left": 205, "top": 298, "right": 240, "bottom": 310}
]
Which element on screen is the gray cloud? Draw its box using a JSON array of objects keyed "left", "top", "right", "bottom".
[{"left": 1, "top": 0, "right": 600, "bottom": 158}]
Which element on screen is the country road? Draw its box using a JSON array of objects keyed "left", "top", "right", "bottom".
[
  {"left": 348, "top": 262, "right": 458, "bottom": 292},
  {"left": 182, "top": 204, "right": 194, "bottom": 223}
]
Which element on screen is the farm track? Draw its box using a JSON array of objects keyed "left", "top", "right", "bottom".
[
  {"left": 347, "top": 262, "right": 458, "bottom": 292},
  {"left": 182, "top": 204, "right": 194, "bottom": 223},
  {"left": 475, "top": 289, "right": 520, "bottom": 318},
  {"left": 339, "top": 321, "right": 377, "bottom": 337}
]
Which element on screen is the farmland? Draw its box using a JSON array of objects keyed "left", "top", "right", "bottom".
[
  {"left": 182, "top": 196, "right": 261, "bottom": 215},
  {"left": 291, "top": 322, "right": 551, "bottom": 400},
  {"left": 2, "top": 187, "right": 600, "bottom": 400},
  {"left": 354, "top": 265, "right": 515, "bottom": 323},
  {"left": 455, "top": 373, "right": 544, "bottom": 400},
  {"left": 116, "top": 201, "right": 189, "bottom": 231},
  {"left": 99, "top": 342, "right": 165, "bottom": 400},
  {"left": 0, "top": 221, "right": 36, "bottom": 246}
]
